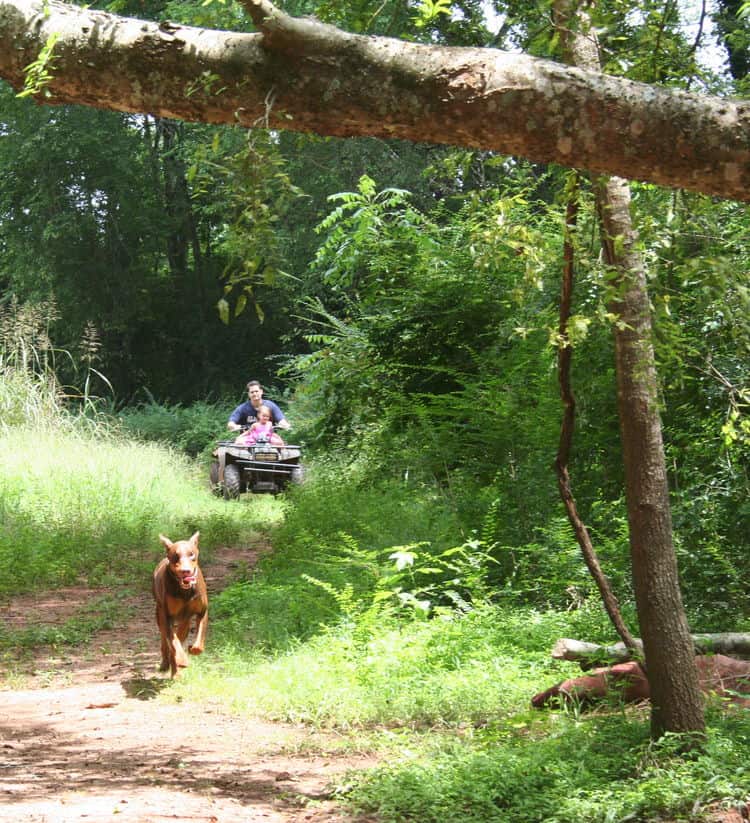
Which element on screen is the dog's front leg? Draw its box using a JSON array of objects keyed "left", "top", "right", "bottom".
[
  {"left": 155, "top": 605, "right": 172, "bottom": 673},
  {"left": 189, "top": 609, "right": 208, "bottom": 656},
  {"left": 171, "top": 623, "right": 190, "bottom": 671}
]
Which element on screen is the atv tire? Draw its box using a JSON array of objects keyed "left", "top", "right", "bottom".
[
  {"left": 290, "top": 465, "right": 305, "bottom": 485},
  {"left": 223, "top": 463, "right": 242, "bottom": 499}
]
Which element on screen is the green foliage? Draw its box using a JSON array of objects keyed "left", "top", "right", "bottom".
[
  {"left": 116, "top": 397, "right": 228, "bottom": 457},
  {"left": 289, "top": 177, "right": 564, "bottom": 463},
  {"left": 207, "top": 449, "right": 635, "bottom": 658},
  {"left": 311, "top": 174, "right": 425, "bottom": 294},
  {"left": 311, "top": 0, "right": 416, "bottom": 36},
  {"left": 412, "top": 0, "right": 452, "bottom": 28},
  {"left": 287, "top": 168, "right": 750, "bottom": 631},
  {"left": 188, "top": 127, "right": 302, "bottom": 324},
  {"left": 346, "top": 710, "right": 750, "bottom": 822},
  {"left": 0, "top": 365, "right": 61, "bottom": 430},
  {"left": 186, "top": 602, "right": 571, "bottom": 727},
  {"left": 483, "top": 508, "right": 633, "bottom": 614},
  {"left": 18, "top": 33, "right": 60, "bottom": 99},
  {"left": 0, "top": 87, "right": 295, "bottom": 403},
  {"left": 633, "top": 188, "right": 750, "bottom": 623},
  {"left": 209, "top": 457, "right": 476, "bottom": 649}
]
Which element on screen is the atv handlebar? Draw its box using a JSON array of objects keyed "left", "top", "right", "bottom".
[{"left": 238, "top": 423, "right": 284, "bottom": 432}]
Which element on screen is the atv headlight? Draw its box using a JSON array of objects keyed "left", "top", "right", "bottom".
[{"left": 254, "top": 449, "right": 278, "bottom": 462}]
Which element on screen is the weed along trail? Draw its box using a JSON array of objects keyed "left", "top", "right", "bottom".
[{"left": 0, "top": 542, "right": 372, "bottom": 823}]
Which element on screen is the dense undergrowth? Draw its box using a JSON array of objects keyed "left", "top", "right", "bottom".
[{"left": 1, "top": 373, "right": 749, "bottom": 822}]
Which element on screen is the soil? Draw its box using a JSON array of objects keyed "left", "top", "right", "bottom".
[{"left": 0, "top": 541, "right": 377, "bottom": 823}]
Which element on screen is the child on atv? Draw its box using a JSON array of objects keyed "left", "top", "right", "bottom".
[{"left": 234, "top": 405, "right": 285, "bottom": 447}]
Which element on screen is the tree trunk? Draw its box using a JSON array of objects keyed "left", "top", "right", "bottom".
[
  {"left": 599, "top": 177, "right": 705, "bottom": 739},
  {"left": 157, "top": 119, "right": 190, "bottom": 282},
  {"left": 0, "top": 0, "right": 749, "bottom": 201},
  {"left": 554, "top": 0, "right": 705, "bottom": 741}
]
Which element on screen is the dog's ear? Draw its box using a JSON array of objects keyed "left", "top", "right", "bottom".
[
  {"left": 189, "top": 531, "right": 200, "bottom": 548},
  {"left": 159, "top": 534, "right": 174, "bottom": 553}
]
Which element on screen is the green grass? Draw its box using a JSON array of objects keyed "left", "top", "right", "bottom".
[
  {"left": 344, "top": 707, "right": 750, "bottom": 822},
  {"left": 0, "top": 426, "right": 279, "bottom": 594},
  {"left": 174, "top": 604, "right": 575, "bottom": 725},
  {"left": 0, "top": 594, "right": 126, "bottom": 650}
]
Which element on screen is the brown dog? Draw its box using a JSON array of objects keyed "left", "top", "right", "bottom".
[{"left": 152, "top": 531, "right": 208, "bottom": 678}]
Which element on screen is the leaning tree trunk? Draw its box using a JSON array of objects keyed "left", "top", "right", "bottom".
[{"left": 553, "top": 0, "right": 705, "bottom": 741}]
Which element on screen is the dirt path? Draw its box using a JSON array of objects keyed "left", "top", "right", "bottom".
[{"left": 0, "top": 542, "right": 375, "bottom": 823}]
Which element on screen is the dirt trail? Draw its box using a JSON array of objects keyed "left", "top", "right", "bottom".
[{"left": 0, "top": 542, "right": 375, "bottom": 822}]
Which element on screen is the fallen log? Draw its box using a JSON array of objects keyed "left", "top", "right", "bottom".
[
  {"left": 532, "top": 654, "right": 750, "bottom": 709},
  {"left": 552, "top": 635, "right": 750, "bottom": 667}
]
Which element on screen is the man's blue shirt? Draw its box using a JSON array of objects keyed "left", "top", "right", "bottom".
[{"left": 229, "top": 399, "right": 286, "bottom": 427}]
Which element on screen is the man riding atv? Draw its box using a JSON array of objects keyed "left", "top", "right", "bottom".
[
  {"left": 211, "top": 380, "right": 303, "bottom": 497},
  {"left": 227, "top": 380, "right": 291, "bottom": 433}
]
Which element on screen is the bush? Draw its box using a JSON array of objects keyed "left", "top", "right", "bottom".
[{"left": 116, "top": 399, "right": 229, "bottom": 457}]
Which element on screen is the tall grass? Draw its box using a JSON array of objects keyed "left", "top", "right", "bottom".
[
  {"left": 0, "top": 297, "right": 70, "bottom": 431},
  {"left": 0, "top": 365, "right": 63, "bottom": 429},
  {"left": 0, "top": 425, "right": 275, "bottom": 593},
  {"left": 0, "top": 300, "right": 271, "bottom": 593}
]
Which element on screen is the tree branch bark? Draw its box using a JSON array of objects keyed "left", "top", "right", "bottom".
[
  {"left": 0, "top": 0, "right": 749, "bottom": 200},
  {"left": 552, "top": 635, "right": 750, "bottom": 666}
]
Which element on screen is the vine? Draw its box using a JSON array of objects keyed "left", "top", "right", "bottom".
[{"left": 17, "top": 32, "right": 60, "bottom": 99}]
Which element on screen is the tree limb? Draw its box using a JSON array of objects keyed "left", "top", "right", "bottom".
[
  {"left": 0, "top": 0, "right": 749, "bottom": 200},
  {"left": 552, "top": 635, "right": 750, "bottom": 667}
]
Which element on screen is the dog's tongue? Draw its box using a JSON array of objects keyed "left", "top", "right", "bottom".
[{"left": 182, "top": 573, "right": 196, "bottom": 585}]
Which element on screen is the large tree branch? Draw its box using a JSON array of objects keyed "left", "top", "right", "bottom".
[
  {"left": 1, "top": 0, "right": 749, "bottom": 200},
  {"left": 552, "top": 635, "right": 750, "bottom": 666}
]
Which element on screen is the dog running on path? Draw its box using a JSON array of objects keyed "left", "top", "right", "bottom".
[{"left": 152, "top": 531, "right": 208, "bottom": 677}]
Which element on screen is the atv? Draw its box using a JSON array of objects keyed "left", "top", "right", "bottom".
[{"left": 209, "top": 432, "right": 304, "bottom": 498}]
